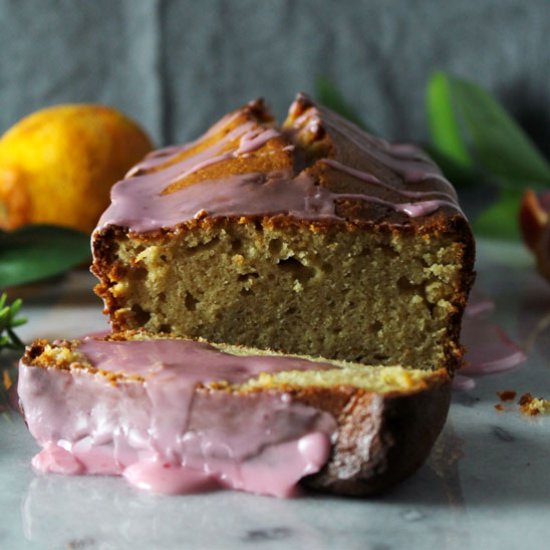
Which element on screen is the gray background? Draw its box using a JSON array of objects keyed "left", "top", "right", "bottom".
[{"left": 1, "top": 0, "right": 549, "bottom": 155}]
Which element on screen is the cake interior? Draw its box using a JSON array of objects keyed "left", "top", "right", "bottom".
[
  {"left": 26, "top": 335, "right": 448, "bottom": 394},
  {"left": 98, "top": 219, "right": 467, "bottom": 371}
]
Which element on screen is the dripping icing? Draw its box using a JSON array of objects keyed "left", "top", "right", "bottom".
[
  {"left": 97, "top": 95, "right": 463, "bottom": 234},
  {"left": 19, "top": 338, "right": 337, "bottom": 498}
]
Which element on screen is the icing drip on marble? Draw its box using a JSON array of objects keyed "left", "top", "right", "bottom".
[
  {"left": 452, "top": 291, "right": 527, "bottom": 391},
  {"left": 18, "top": 338, "right": 337, "bottom": 498}
]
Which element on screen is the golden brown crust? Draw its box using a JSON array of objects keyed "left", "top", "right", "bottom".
[
  {"left": 285, "top": 93, "right": 462, "bottom": 226},
  {"left": 157, "top": 100, "right": 293, "bottom": 194},
  {"left": 21, "top": 340, "right": 144, "bottom": 384},
  {"left": 92, "top": 95, "right": 473, "bottom": 242},
  {"left": 295, "top": 376, "right": 451, "bottom": 495}
]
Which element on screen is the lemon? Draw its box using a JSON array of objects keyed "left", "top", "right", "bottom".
[{"left": 0, "top": 104, "right": 153, "bottom": 233}]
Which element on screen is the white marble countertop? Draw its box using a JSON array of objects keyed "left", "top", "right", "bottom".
[{"left": 1, "top": 239, "right": 549, "bottom": 550}]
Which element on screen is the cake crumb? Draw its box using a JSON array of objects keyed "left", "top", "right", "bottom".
[
  {"left": 497, "top": 390, "right": 517, "bottom": 402},
  {"left": 518, "top": 393, "right": 550, "bottom": 416}
]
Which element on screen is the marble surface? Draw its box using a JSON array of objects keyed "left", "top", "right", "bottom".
[{"left": 1, "top": 239, "right": 550, "bottom": 550}]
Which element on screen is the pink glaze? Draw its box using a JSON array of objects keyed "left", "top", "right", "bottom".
[
  {"left": 169, "top": 152, "right": 234, "bottom": 182},
  {"left": 18, "top": 338, "right": 337, "bottom": 498},
  {"left": 95, "top": 95, "right": 463, "bottom": 235},
  {"left": 127, "top": 115, "right": 279, "bottom": 182},
  {"left": 165, "top": 126, "right": 280, "bottom": 186},
  {"left": 32, "top": 442, "right": 84, "bottom": 475},
  {"left": 121, "top": 432, "right": 329, "bottom": 497},
  {"left": 236, "top": 127, "right": 281, "bottom": 155},
  {"left": 292, "top": 95, "right": 459, "bottom": 199},
  {"left": 321, "top": 158, "right": 458, "bottom": 202},
  {"left": 463, "top": 290, "right": 495, "bottom": 318},
  {"left": 453, "top": 293, "right": 527, "bottom": 390},
  {"left": 461, "top": 321, "right": 527, "bottom": 375},
  {"left": 97, "top": 169, "right": 460, "bottom": 234},
  {"left": 127, "top": 109, "right": 246, "bottom": 175},
  {"left": 123, "top": 461, "right": 220, "bottom": 495}
]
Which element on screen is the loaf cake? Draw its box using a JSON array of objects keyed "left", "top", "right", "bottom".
[
  {"left": 18, "top": 332, "right": 451, "bottom": 497},
  {"left": 92, "top": 94, "right": 475, "bottom": 372},
  {"left": 20, "top": 94, "right": 474, "bottom": 498}
]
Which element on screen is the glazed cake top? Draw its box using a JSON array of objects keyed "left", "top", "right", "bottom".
[{"left": 96, "top": 93, "right": 463, "bottom": 235}]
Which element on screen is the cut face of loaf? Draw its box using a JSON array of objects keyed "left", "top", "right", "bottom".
[
  {"left": 19, "top": 332, "right": 451, "bottom": 497},
  {"left": 92, "top": 94, "right": 475, "bottom": 372}
]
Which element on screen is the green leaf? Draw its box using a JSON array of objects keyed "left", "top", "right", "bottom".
[
  {"left": 315, "top": 76, "right": 373, "bottom": 132},
  {"left": 427, "top": 72, "right": 473, "bottom": 169},
  {"left": 447, "top": 75, "right": 550, "bottom": 186},
  {"left": 0, "top": 224, "right": 90, "bottom": 288},
  {"left": 0, "top": 292, "right": 27, "bottom": 352},
  {"left": 473, "top": 189, "right": 523, "bottom": 240},
  {"left": 8, "top": 298, "right": 22, "bottom": 316}
]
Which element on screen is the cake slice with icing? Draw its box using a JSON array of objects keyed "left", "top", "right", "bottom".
[
  {"left": 18, "top": 332, "right": 451, "bottom": 497},
  {"left": 92, "top": 94, "right": 474, "bottom": 372}
]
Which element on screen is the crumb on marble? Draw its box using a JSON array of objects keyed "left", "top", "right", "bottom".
[
  {"left": 497, "top": 390, "right": 517, "bottom": 402},
  {"left": 518, "top": 393, "right": 550, "bottom": 416}
]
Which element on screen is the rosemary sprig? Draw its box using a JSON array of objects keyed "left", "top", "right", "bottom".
[
  {"left": 0, "top": 293, "right": 26, "bottom": 413},
  {"left": 0, "top": 292, "right": 26, "bottom": 351}
]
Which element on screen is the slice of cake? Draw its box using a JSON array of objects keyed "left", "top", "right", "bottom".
[
  {"left": 18, "top": 332, "right": 451, "bottom": 497},
  {"left": 92, "top": 94, "right": 474, "bottom": 372}
]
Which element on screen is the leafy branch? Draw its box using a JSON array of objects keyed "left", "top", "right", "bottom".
[
  {"left": 0, "top": 223, "right": 89, "bottom": 411},
  {"left": 0, "top": 292, "right": 26, "bottom": 351},
  {"left": 0, "top": 292, "right": 26, "bottom": 413},
  {"left": 0, "top": 224, "right": 90, "bottom": 288}
]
